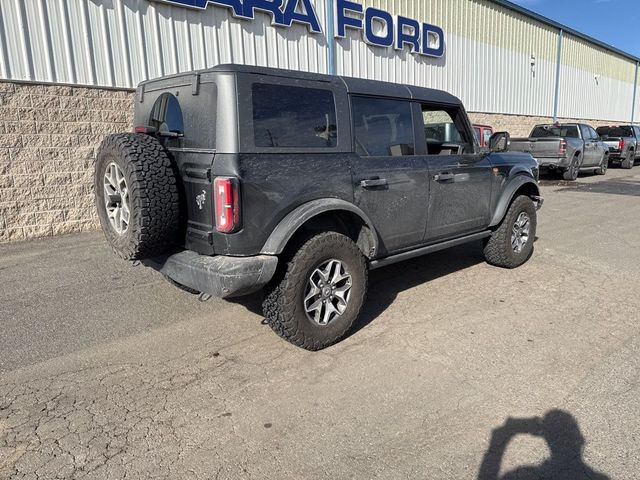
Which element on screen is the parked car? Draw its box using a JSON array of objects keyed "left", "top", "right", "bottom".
[
  {"left": 509, "top": 123, "right": 609, "bottom": 180},
  {"left": 95, "top": 65, "right": 543, "bottom": 351},
  {"left": 595, "top": 125, "right": 640, "bottom": 169},
  {"left": 473, "top": 124, "right": 494, "bottom": 148}
]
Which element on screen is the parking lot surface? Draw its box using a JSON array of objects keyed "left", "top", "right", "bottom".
[{"left": 2, "top": 168, "right": 640, "bottom": 479}]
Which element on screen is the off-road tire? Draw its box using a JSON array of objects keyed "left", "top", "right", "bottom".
[
  {"left": 164, "top": 275, "right": 200, "bottom": 295},
  {"left": 562, "top": 154, "right": 582, "bottom": 181},
  {"left": 95, "top": 133, "right": 180, "bottom": 260},
  {"left": 484, "top": 195, "right": 537, "bottom": 269},
  {"left": 262, "top": 232, "right": 368, "bottom": 351},
  {"left": 622, "top": 150, "right": 635, "bottom": 169},
  {"left": 595, "top": 154, "right": 609, "bottom": 175}
]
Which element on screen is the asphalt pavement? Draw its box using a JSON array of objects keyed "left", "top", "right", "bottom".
[{"left": 1, "top": 167, "right": 640, "bottom": 479}]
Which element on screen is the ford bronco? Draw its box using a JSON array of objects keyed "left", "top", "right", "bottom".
[{"left": 95, "top": 65, "right": 543, "bottom": 350}]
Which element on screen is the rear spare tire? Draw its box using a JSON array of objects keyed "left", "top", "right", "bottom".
[{"left": 95, "top": 133, "right": 180, "bottom": 260}]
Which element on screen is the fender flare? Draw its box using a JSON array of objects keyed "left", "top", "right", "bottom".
[
  {"left": 489, "top": 175, "right": 540, "bottom": 228},
  {"left": 260, "top": 199, "right": 379, "bottom": 257}
]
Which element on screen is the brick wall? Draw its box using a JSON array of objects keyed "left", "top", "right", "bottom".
[
  {"left": 468, "top": 112, "right": 614, "bottom": 137},
  {"left": 0, "top": 82, "right": 134, "bottom": 242}
]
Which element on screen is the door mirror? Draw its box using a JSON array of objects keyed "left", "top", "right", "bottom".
[{"left": 489, "top": 131, "right": 510, "bottom": 152}]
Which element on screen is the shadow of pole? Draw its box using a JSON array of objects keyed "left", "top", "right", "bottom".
[{"left": 478, "top": 410, "right": 610, "bottom": 480}]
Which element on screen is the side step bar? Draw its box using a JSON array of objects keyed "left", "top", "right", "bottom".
[{"left": 369, "top": 231, "right": 491, "bottom": 270}]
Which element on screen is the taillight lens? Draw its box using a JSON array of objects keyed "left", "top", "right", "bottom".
[
  {"left": 619, "top": 138, "right": 625, "bottom": 150},
  {"left": 214, "top": 177, "right": 240, "bottom": 233},
  {"left": 559, "top": 139, "right": 567, "bottom": 155}
]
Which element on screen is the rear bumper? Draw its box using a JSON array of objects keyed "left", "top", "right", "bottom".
[
  {"left": 144, "top": 251, "right": 279, "bottom": 298},
  {"left": 536, "top": 156, "right": 570, "bottom": 168}
]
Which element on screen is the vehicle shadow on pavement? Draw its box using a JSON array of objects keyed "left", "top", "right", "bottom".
[
  {"left": 477, "top": 410, "right": 610, "bottom": 480},
  {"left": 348, "top": 241, "right": 487, "bottom": 338},
  {"left": 552, "top": 178, "right": 640, "bottom": 197},
  {"left": 230, "top": 241, "right": 487, "bottom": 336}
]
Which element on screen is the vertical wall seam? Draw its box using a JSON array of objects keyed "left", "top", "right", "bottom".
[
  {"left": 552, "top": 28, "right": 563, "bottom": 121},
  {"left": 326, "top": 0, "right": 335, "bottom": 75},
  {"left": 632, "top": 62, "right": 638, "bottom": 124}
]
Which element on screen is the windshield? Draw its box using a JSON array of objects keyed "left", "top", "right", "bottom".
[
  {"left": 530, "top": 125, "right": 580, "bottom": 138},
  {"left": 596, "top": 126, "right": 633, "bottom": 138}
]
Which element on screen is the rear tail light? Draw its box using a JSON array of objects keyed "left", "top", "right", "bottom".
[
  {"left": 559, "top": 139, "right": 567, "bottom": 155},
  {"left": 213, "top": 177, "right": 241, "bottom": 233},
  {"left": 618, "top": 138, "right": 625, "bottom": 150}
]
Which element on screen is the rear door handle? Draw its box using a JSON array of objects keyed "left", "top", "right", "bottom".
[
  {"left": 434, "top": 172, "right": 455, "bottom": 182},
  {"left": 360, "top": 178, "right": 388, "bottom": 188}
]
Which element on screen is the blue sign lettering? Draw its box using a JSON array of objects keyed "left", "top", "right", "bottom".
[
  {"left": 162, "top": 0, "right": 322, "bottom": 33},
  {"left": 160, "top": 0, "right": 444, "bottom": 57}
]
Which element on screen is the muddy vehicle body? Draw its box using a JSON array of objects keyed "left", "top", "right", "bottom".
[{"left": 95, "top": 65, "right": 543, "bottom": 350}]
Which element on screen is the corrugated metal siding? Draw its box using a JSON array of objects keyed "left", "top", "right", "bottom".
[
  {"left": 336, "top": 0, "right": 558, "bottom": 116},
  {"left": 0, "top": 0, "right": 638, "bottom": 122},
  {"left": 0, "top": 0, "right": 328, "bottom": 88},
  {"left": 556, "top": 33, "right": 636, "bottom": 121}
]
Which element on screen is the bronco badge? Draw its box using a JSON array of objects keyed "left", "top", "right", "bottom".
[{"left": 196, "top": 190, "right": 206, "bottom": 210}]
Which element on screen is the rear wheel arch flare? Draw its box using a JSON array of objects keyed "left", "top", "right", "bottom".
[{"left": 261, "top": 201, "right": 379, "bottom": 259}]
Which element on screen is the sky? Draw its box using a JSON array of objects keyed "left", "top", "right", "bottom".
[{"left": 510, "top": 0, "right": 640, "bottom": 59}]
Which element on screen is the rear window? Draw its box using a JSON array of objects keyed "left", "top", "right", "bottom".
[
  {"left": 596, "top": 126, "right": 634, "bottom": 138},
  {"left": 252, "top": 84, "right": 337, "bottom": 148},
  {"left": 530, "top": 125, "right": 579, "bottom": 138},
  {"left": 149, "top": 92, "right": 184, "bottom": 135}
]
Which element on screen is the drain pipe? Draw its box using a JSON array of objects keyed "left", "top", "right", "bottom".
[
  {"left": 326, "top": 0, "right": 336, "bottom": 75},
  {"left": 552, "top": 28, "right": 563, "bottom": 122},
  {"left": 632, "top": 62, "right": 639, "bottom": 125}
]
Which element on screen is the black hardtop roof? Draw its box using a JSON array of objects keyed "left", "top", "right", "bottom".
[{"left": 141, "top": 63, "right": 463, "bottom": 106}]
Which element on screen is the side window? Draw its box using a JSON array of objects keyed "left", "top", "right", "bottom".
[
  {"left": 150, "top": 93, "right": 184, "bottom": 135},
  {"left": 252, "top": 84, "right": 337, "bottom": 148},
  {"left": 422, "top": 106, "right": 471, "bottom": 155},
  {"left": 634, "top": 127, "right": 640, "bottom": 138},
  {"left": 351, "top": 97, "right": 415, "bottom": 157},
  {"left": 483, "top": 129, "right": 493, "bottom": 147},
  {"left": 589, "top": 127, "right": 599, "bottom": 140},
  {"left": 579, "top": 125, "right": 590, "bottom": 140}
]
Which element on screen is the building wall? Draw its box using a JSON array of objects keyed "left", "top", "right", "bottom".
[{"left": 0, "top": 81, "right": 133, "bottom": 242}]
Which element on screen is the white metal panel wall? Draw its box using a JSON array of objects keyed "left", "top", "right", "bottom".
[
  {"left": 557, "top": 34, "right": 636, "bottom": 122},
  {"left": 0, "top": 0, "right": 328, "bottom": 88}
]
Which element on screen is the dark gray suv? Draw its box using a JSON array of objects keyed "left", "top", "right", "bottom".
[{"left": 95, "top": 65, "right": 543, "bottom": 350}]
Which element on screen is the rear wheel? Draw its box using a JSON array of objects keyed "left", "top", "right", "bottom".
[
  {"left": 484, "top": 195, "right": 537, "bottom": 269},
  {"left": 262, "top": 232, "right": 368, "bottom": 351},
  {"left": 621, "top": 150, "right": 635, "bottom": 169},
  {"left": 562, "top": 154, "right": 582, "bottom": 181}
]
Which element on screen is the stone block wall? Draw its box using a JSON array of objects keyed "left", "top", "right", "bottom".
[
  {"left": 468, "top": 112, "right": 613, "bottom": 137},
  {"left": 0, "top": 82, "right": 134, "bottom": 243}
]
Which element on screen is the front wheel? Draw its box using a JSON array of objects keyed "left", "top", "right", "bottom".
[
  {"left": 262, "top": 232, "right": 368, "bottom": 351},
  {"left": 484, "top": 195, "right": 537, "bottom": 269}
]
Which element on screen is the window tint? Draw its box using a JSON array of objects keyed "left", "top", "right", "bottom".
[
  {"left": 352, "top": 97, "right": 415, "bottom": 156},
  {"left": 150, "top": 93, "right": 184, "bottom": 135},
  {"left": 596, "top": 126, "right": 633, "bottom": 138},
  {"left": 252, "top": 84, "right": 337, "bottom": 148},
  {"left": 530, "top": 125, "right": 579, "bottom": 138}
]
